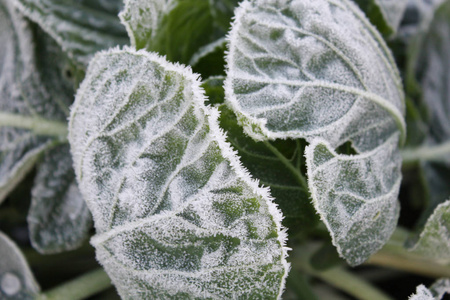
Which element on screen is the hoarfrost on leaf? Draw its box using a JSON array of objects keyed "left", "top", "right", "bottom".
[
  {"left": 69, "top": 47, "right": 289, "bottom": 299},
  {"left": 0, "top": 0, "right": 71, "bottom": 203},
  {"left": 225, "top": 0, "right": 405, "bottom": 265},
  {"left": 28, "top": 144, "right": 92, "bottom": 254},
  {"left": 408, "top": 200, "right": 450, "bottom": 263},
  {"left": 0, "top": 232, "right": 39, "bottom": 299},
  {"left": 409, "top": 279, "right": 450, "bottom": 300},
  {"left": 13, "top": 0, "right": 128, "bottom": 65}
]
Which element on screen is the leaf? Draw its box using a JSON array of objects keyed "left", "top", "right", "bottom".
[
  {"left": 408, "top": 199, "right": 450, "bottom": 263},
  {"left": 225, "top": 0, "right": 405, "bottom": 265},
  {"left": 408, "top": 0, "right": 450, "bottom": 233},
  {"left": 120, "top": 0, "right": 238, "bottom": 64},
  {"left": 219, "top": 105, "right": 318, "bottom": 230},
  {"left": 353, "top": 0, "right": 408, "bottom": 37},
  {"left": 28, "top": 144, "right": 92, "bottom": 254},
  {"left": 0, "top": 0, "right": 70, "bottom": 203},
  {"left": 410, "top": 279, "right": 450, "bottom": 300},
  {"left": 69, "top": 48, "right": 289, "bottom": 299},
  {"left": 13, "top": 0, "right": 128, "bottom": 66},
  {"left": 0, "top": 232, "right": 40, "bottom": 299},
  {"left": 190, "top": 38, "right": 227, "bottom": 78}
]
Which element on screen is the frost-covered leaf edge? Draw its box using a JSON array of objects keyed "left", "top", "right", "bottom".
[{"left": 69, "top": 46, "right": 290, "bottom": 299}]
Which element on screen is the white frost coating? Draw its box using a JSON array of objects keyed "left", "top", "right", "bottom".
[
  {"left": 305, "top": 134, "right": 401, "bottom": 266},
  {"left": 225, "top": 0, "right": 404, "bottom": 265},
  {"left": 225, "top": 0, "right": 405, "bottom": 148},
  {"left": 13, "top": 0, "right": 128, "bottom": 65},
  {"left": 119, "top": 0, "right": 175, "bottom": 48},
  {"left": 409, "top": 279, "right": 450, "bottom": 300},
  {"left": 28, "top": 144, "right": 91, "bottom": 254},
  {"left": 69, "top": 47, "right": 289, "bottom": 299},
  {"left": 0, "top": 232, "right": 40, "bottom": 299},
  {"left": 409, "top": 200, "right": 450, "bottom": 263}
]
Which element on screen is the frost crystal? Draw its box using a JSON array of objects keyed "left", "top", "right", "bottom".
[{"left": 69, "top": 47, "right": 289, "bottom": 299}]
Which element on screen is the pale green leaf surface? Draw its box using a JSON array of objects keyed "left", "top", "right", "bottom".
[
  {"left": 28, "top": 144, "right": 91, "bottom": 254},
  {"left": 69, "top": 47, "right": 289, "bottom": 299},
  {"left": 13, "top": 0, "right": 128, "bottom": 65},
  {"left": 225, "top": 0, "right": 404, "bottom": 265},
  {"left": 0, "top": 0, "right": 69, "bottom": 203},
  {"left": 0, "top": 232, "right": 40, "bottom": 299},
  {"left": 354, "top": 0, "right": 408, "bottom": 36},
  {"left": 409, "top": 279, "right": 450, "bottom": 300},
  {"left": 409, "top": 200, "right": 450, "bottom": 263}
]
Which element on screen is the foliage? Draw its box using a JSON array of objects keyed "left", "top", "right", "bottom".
[{"left": 0, "top": 0, "right": 449, "bottom": 299}]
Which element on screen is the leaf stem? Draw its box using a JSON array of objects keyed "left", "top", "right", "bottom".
[
  {"left": 401, "top": 141, "right": 450, "bottom": 165},
  {"left": 292, "top": 253, "right": 393, "bottom": 300},
  {"left": 35, "top": 268, "right": 111, "bottom": 300},
  {"left": 367, "top": 228, "right": 450, "bottom": 278},
  {"left": 263, "top": 140, "right": 309, "bottom": 191},
  {"left": 0, "top": 112, "right": 68, "bottom": 138}
]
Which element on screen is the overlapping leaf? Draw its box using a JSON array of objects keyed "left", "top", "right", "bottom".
[
  {"left": 13, "top": 0, "right": 128, "bottom": 65},
  {"left": 28, "top": 144, "right": 91, "bottom": 254},
  {"left": 120, "top": 0, "right": 238, "bottom": 64},
  {"left": 0, "top": 232, "right": 39, "bottom": 299},
  {"left": 0, "top": 0, "right": 66, "bottom": 203},
  {"left": 225, "top": 0, "right": 405, "bottom": 265},
  {"left": 69, "top": 48, "right": 289, "bottom": 299}
]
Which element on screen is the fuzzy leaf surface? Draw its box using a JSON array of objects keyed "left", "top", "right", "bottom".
[
  {"left": 13, "top": 0, "right": 128, "bottom": 65},
  {"left": 69, "top": 48, "right": 289, "bottom": 299},
  {"left": 0, "top": 232, "right": 39, "bottom": 299},
  {"left": 226, "top": 0, "right": 405, "bottom": 265},
  {"left": 0, "top": 0, "right": 71, "bottom": 203},
  {"left": 409, "top": 200, "right": 450, "bottom": 263},
  {"left": 28, "top": 144, "right": 91, "bottom": 254}
]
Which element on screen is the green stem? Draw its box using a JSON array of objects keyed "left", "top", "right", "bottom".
[
  {"left": 401, "top": 141, "right": 450, "bottom": 165},
  {"left": 263, "top": 140, "right": 309, "bottom": 191},
  {"left": 293, "top": 257, "right": 393, "bottom": 300},
  {"left": 36, "top": 268, "right": 111, "bottom": 300},
  {"left": 0, "top": 112, "right": 68, "bottom": 138},
  {"left": 367, "top": 228, "right": 450, "bottom": 278}
]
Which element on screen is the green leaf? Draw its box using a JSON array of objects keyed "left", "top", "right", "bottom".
[
  {"left": 0, "top": 232, "right": 39, "bottom": 299},
  {"left": 0, "top": 0, "right": 70, "bottom": 203},
  {"left": 219, "top": 105, "right": 318, "bottom": 230},
  {"left": 120, "top": 0, "right": 238, "bottom": 64},
  {"left": 69, "top": 48, "right": 289, "bottom": 299},
  {"left": 409, "top": 200, "right": 450, "bottom": 263},
  {"left": 190, "top": 38, "right": 227, "bottom": 78},
  {"left": 410, "top": 279, "right": 450, "bottom": 300},
  {"left": 28, "top": 144, "right": 91, "bottom": 254},
  {"left": 225, "top": 0, "right": 405, "bottom": 266},
  {"left": 13, "top": 0, "right": 128, "bottom": 66},
  {"left": 354, "top": 0, "right": 408, "bottom": 37}
]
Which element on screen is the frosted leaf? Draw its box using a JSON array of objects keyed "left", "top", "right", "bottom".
[
  {"left": 408, "top": 200, "right": 450, "bottom": 263},
  {"left": 0, "top": 0, "right": 71, "bottom": 203},
  {"left": 399, "top": 0, "right": 446, "bottom": 39},
  {"left": 409, "top": 279, "right": 450, "bottom": 300},
  {"left": 13, "top": 0, "right": 128, "bottom": 66},
  {"left": 226, "top": 0, "right": 405, "bottom": 265},
  {"left": 0, "top": 232, "right": 39, "bottom": 299},
  {"left": 410, "top": 0, "right": 450, "bottom": 232},
  {"left": 354, "top": 0, "right": 408, "bottom": 36},
  {"left": 119, "top": 0, "right": 237, "bottom": 64},
  {"left": 28, "top": 144, "right": 91, "bottom": 254},
  {"left": 305, "top": 136, "right": 401, "bottom": 266},
  {"left": 69, "top": 48, "right": 289, "bottom": 299}
]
